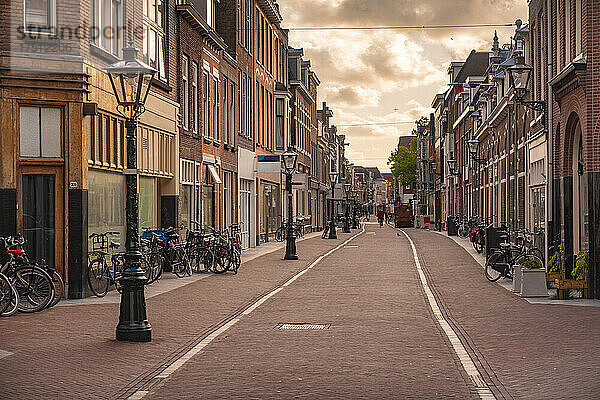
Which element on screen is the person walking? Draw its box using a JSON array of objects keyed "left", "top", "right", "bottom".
[{"left": 377, "top": 209, "right": 384, "bottom": 227}]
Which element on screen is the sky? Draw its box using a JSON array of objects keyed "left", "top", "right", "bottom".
[{"left": 277, "top": 0, "right": 528, "bottom": 172}]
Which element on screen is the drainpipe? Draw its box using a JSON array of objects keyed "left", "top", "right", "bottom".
[{"left": 546, "top": 0, "right": 554, "bottom": 265}]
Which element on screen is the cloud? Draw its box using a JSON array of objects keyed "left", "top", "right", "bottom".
[{"left": 277, "top": 0, "right": 526, "bottom": 171}]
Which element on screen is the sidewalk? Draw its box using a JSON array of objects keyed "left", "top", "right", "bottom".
[
  {"left": 402, "top": 229, "right": 600, "bottom": 399},
  {"left": 430, "top": 229, "right": 600, "bottom": 307},
  {"left": 58, "top": 231, "right": 324, "bottom": 306}
]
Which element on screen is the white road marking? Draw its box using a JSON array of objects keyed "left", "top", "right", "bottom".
[
  {"left": 399, "top": 230, "right": 496, "bottom": 400},
  {"left": 0, "top": 349, "right": 13, "bottom": 360},
  {"left": 127, "top": 228, "right": 365, "bottom": 400}
]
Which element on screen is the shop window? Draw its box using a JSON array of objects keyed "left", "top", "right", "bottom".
[
  {"left": 88, "top": 170, "right": 126, "bottom": 247},
  {"left": 19, "top": 106, "right": 61, "bottom": 158},
  {"left": 139, "top": 176, "right": 157, "bottom": 229}
]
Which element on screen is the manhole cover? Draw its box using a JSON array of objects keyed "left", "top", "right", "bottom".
[{"left": 277, "top": 323, "right": 330, "bottom": 330}]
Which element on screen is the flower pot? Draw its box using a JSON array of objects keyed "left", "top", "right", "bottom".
[
  {"left": 512, "top": 266, "right": 523, "bottom": 293},
  {"left": 520, "top": 268, "right": 549, "bottom": 297}
]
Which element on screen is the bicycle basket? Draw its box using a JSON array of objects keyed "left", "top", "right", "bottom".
[{"left": 91, "top": 234, "right": 109, "bottom": 252}]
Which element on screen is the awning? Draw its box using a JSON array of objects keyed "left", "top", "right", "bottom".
[{"left": 207, "top": 164, "right": 222, "bottom": 184}]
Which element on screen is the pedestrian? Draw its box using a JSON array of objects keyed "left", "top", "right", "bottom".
[{"left": 377, "top": 209, "right": 384, "bottom": 227}]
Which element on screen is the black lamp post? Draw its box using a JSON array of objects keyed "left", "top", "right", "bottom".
[
  {"left": 447, "top": 159, "right": 459, "bottom": 177},
  {"left": 343, "top": 183, "right": 351, "bottom": 233},
  {"left": 105, "top": 40, "right": 156, "bottom": 342},
  {"left": 328, "top": 171, "right": 338, "bottom": 239},
  {"left": 282, "top": 148, "right": 299, "bottom": 260},
  {"left": 352, "top": 191, "right": 359, "bottom": 229},
  {"left": 508, "top": 56, "right": 546, "bottom": 114}
]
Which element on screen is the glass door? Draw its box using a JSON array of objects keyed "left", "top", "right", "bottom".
[{"left": 22, "top": 174, "right": 55, "bottom": 265}]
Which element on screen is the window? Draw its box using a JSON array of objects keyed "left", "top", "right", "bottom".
[
  {"left": 223, "top": 77, "right": 229, "bottom": 144},
  {"left": 20, "top": 106, "right": 61, "bottom": 158},
  {"left": 206, "top": 0, "right": 216, "bottom": 28},
  {"left": 143, "top": 0, "right": 166, "bottom": 81},
  {"left": 182, "top": 55, "right": 189, "bottom": 130},
  {"left": 92, "top": 0, "right": 122, "bottom": 56},
  {"left": 575, "top": 0, "right": 582, "bottom": 56},
  {"left": 230, "top": 81, "right": 235, "bottom": 145},
  {"left": 191, "top": 61, "right": 198, "bottom": 134},
  {"left": 25, "top": 0, "right": 55, "bottom": 33},
  {"left": 213, "top": 77, "right": 219, "bottom": 140},
  {"left": 203, "top": 71, "right": 210, "bottom": 137}
]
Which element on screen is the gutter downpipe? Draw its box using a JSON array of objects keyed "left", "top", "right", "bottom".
[{"left": 545, "top": 0, "right": 554, "bottom": 266}]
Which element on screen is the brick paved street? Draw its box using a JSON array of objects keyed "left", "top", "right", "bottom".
[{"left": 1, "top": 224, "right": 600, "bottom": 399}]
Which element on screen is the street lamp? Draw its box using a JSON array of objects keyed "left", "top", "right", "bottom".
[
  {"left": 508, "top": 56, "right": 546, "bottom": 114},
  {"left": 343, "top": 183, "right": 351, "bottom": 233},
  {"left": 466, "top": 138, "right": 485, "bottom": 165},
  {"left": 328, "top": 171, "right": 338, "bottom": 239},
  {"left": 447, "top": 158, "right": 458, "bottom": 177},
  {"left": 281, "top": 148, "right": 299, "bottom": 260},
  {"left": 105, "top": 40, "right": 156, "bottom": 342}
]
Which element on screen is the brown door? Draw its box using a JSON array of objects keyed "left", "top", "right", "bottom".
[{"left": 17, "top": 166, "right": 64, "bottom": 277}]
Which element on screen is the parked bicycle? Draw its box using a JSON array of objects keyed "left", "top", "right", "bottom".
[
  {"left": 485, "top": 230, "right": 544, "bottom": 282},
  {"left": 0, "top": 234, "right": 55, "bottom": 314},
  {"left": 275, "top": 219, "right": 305, "bottom": 242},
  {"left": 87, "top": 232, "right": 124, "bottom": 297}
]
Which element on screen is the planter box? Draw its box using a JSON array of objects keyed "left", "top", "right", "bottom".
[
  {"left": 545, "top": 272, "right": 564, "bottom": 282},
  {"left": 513, "top": 266, "right": 523, "bottom": 293},
  {"left": 555, "top": 279, "right": 588, "bottom": 299},
  {"left": 520, "top": 268, "right": 549, "bottom": 297}
]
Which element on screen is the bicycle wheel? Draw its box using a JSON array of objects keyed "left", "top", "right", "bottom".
[
  {"left": 0, "top": 272, "right": 13, "bottom": 315},
  {"left": 485, "top": 251, "right": 506, "bottom": 282},
  {"left": 14, "top": 265, "right": 54, "bottom": 313},
  {"left": 172, "top": 248, "right": 188, "bottom": 278},
  {"left": 1, "top": 276, "right": 19, "bottom": 317},
  {"left": 212, "top": 245, "right": 229, "bottom": 274},
  {"left": 473, "top": 236, "right": 484, "bottom": 253},
  {"left": 201, "top": 248, "right": 215, "bottom": 273},
  {"left": 229, "top": 249, "right": 241, "bottom": 274},
  {"left": 527, "top": 248, "right": 545, "bottom": 262},
  {"left": 147, "top": 253, "right": 163, "bottom": 284},
  {"left": 275, "top": 227, "right": 285, "bottom": 242},
  {"left": 88, "top": 258, "right": 109, "bottom": 297},
  {"left": 48, "top": 271, "right": 64, "bottom": 308}
]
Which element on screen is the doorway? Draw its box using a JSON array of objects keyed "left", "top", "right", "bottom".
[{"left": 18, "top": 167, "right": 64, "bottom": 275}]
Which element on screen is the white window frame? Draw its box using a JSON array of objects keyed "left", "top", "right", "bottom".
[
  {"left": 24, "top": 0, "right": 57, "bottom": 34},
  {"left": 182, "top": 55, "right": 189, "bottom": 131},
  {"left": 213, "top": 77, "right": 219, "bottom": 141},
  {"left": 143, "top": 0, "right": 167, "bottom": 81},
  {"left": 203, "top": 71, "right": 210, "bottom": 138},
  {"left": 192, "top": 61, "right": 198, "bottom": 134},
  {"left": 91, "top": 0, "right": 122, "bottom": 56}
]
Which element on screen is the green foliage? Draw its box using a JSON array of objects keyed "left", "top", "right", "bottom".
[
  {"left": 548, "top": 240, "right": 565, "bottom": 274},
  {"left": 388, "top": 116, "right": 428, "bottom": 185},
  {"left": 572, "top": 251, "right": 589, "bottom": 281},
  {"left": 388, "top": 138, "right": 417, "bottom": 185},
  {"left": 516, "top": 255, "right": 543, "bottom": 269}
]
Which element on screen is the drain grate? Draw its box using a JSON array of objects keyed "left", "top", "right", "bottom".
[{"left": 277, "top": 323, "right": 330, "bottom": 330}]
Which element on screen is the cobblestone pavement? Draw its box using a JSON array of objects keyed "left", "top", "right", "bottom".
[{"left": 1, "top": 226, "right": 599, "bottom": 399}]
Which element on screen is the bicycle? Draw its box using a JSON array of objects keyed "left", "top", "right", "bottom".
[
  {"left": 87, "top": 232, "right": 125, "bottom": 297},
  {"left": 184, "top": 222, "right": 215, "bottom": 274},
  {"left": 161, "top": 227, "right": 190, "bottom": 278},
  {"left": 485, "top": 231, "right": 544, "bottom": 282},
  {"left": 1, "top": 235, "right": 54, "bottom": 313}
]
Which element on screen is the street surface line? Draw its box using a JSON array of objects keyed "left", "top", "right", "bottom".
[
  {"left": 127, "top": 228, "right": 365, "bottom": 400},
  {"left": 400, "top": 230, "right": 496, "bottom": 400},
  {"left": 0, "top": 349, "right": 13, "bottom": 360}
]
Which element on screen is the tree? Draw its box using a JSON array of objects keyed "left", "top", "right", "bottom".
[
  {"left": 388, "top": 137, "right": 417, "bottom": 185},
  {"left": 387, "top": 116, "right": 428, "bottom": 185}
]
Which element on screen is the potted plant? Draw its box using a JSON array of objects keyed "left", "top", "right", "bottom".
[
  {"left": 516, "top": 254, "right": 547, "bottom": 297},
  {"left": 546, "top": 241, "right": 565, "bottom": 283}
]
